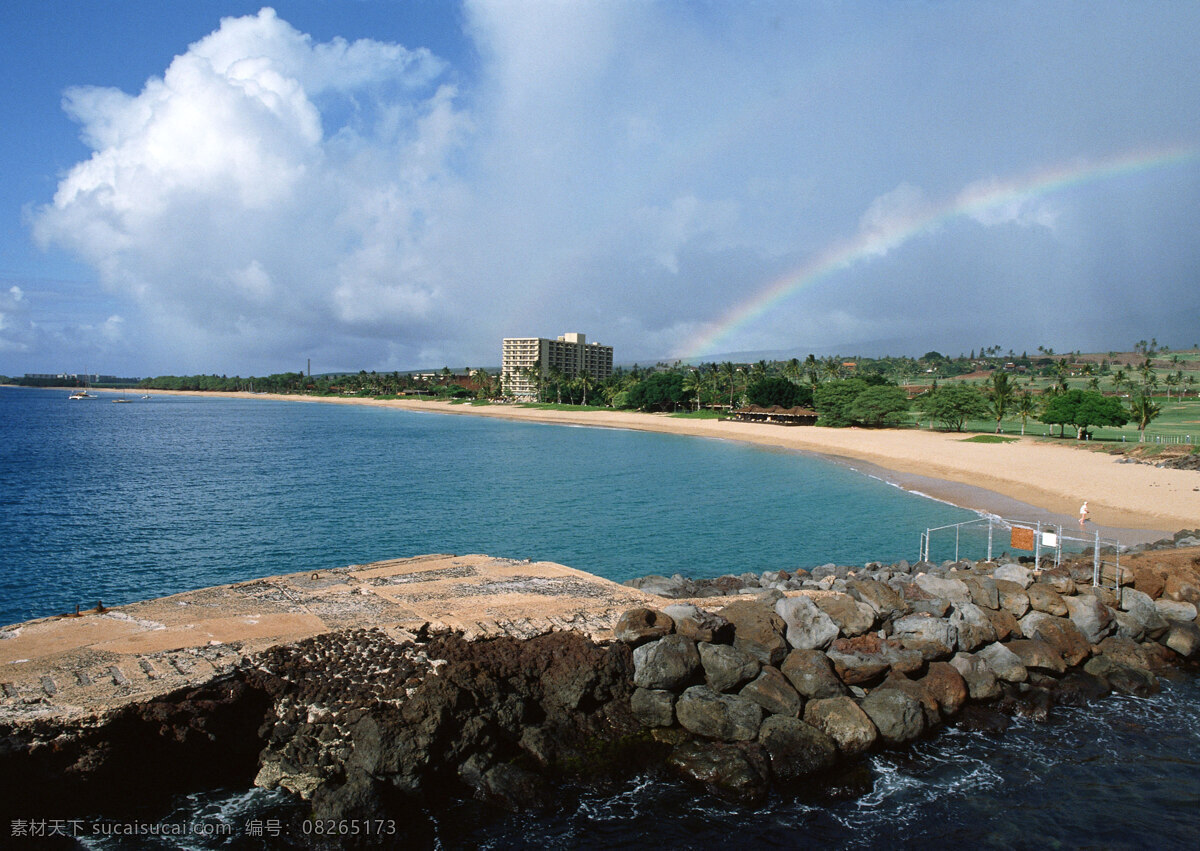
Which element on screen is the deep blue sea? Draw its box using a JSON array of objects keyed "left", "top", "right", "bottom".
[
  {"left": 0, "top": 386, "right": 981, "bottom": 627},
  {"left": 3, "top": 386, "right": 1197, "bottom": 849}
]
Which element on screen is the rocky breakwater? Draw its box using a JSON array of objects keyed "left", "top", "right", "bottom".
[{"left": 619, "top": 541, "right": 1200, "bottom": 805}]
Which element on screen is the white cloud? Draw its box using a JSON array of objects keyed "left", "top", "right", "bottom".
[
  {"left": 33, "top": 7, "right": 467, "bottom": 371},
  {"left": 957, "top": 177, "right": 1061, "bottom": 230},
  {"left": 857, "top": 182, "right": 934, "bottom": 256}
]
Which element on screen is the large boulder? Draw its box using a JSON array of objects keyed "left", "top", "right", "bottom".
[
  {"left": 949, "top": 651, "right": 1001, "bottom": 700},
  {"left": 976, "top": 642, "right": 1028, "bottom": 682},
  {"left": 993, "top": 563, "right": 1034, "bottom": 588},
  {"left": 1040, "top": 566, "right": 1076, "bottom": 595},
  {"left": 1027, "top": 583, "right": 1068, "bottom": 617},
  {"left": 859, "top": 688, "right": 926, "bottom": 745},
  {"left": 814, "top": 593, "right": 876, "bottom": 637},
  {"left": 963, "top": 575, "right": 1000, "bottom": 610},
  {"left": 848, "top": 578, "right": 909, "bottom": 617},
  {"left": 1118, "top": 588, "right": 1170, "bottom": 639},
  {"left": 740, "top": 666, "right": 803, "bottom": 717},
  {"left": 780, "top": 649, "right": 847, "bottom": 699},
  {"left": 1063, "top": 595, "right": 1115, "bottom": 645},
  {"left": 949, "top": 602, "right": 998, "bottom": 652},
  {"left": 615, "top": 607, "right": 675, "bottom": 646},
  {"left": 774, "top": 596, "right": 840, "bottom": 651},
  {"left": 1004, "top": 638, "right": 1067, "bottom": 674},
  {"left": 675, "top": 685, "right": 764, "bottom": 742},
  {"left": 880, "top": 672, "right": 941, "bottom": 728},
  {"left": 630, "top": 688, "right": 675, "bottom": 727},
  {"left": 922, "top": 661, "right": 970, "bottom": 717},
  {"left": 914, "top": 574, "right": 972, "bottom": 605},
  {"left": 994, "top": 579, "right": 1031, "bottom": 618},
  {"left": 633, "top": 635, "right": 701, "bottom": 690},
  {"left": 721, "top": 601, "right": 790, "bottom": 665},
  {"left": 1082, "top": 656, "right": 1159, "bottom": 697},
  {"left": 891, "top": 613, "right": 956, "bottom": 660},
  {"left": 825, "top": 633, "right": 922, "bottom": 685},
  {"left": 667, "top": 740, "right": 771, "bottom": 806},
  {"left": 663, "top": 603, "right": 734, "bottom": 644},
  {"left": 1020, "top": 613, "right": 1090, "bottom": 667},
  {"left": 1095, "top": 636, "right": 1159, "bottom": 671},
  {"left": 757, "top": 715, "right": 838, "bottom": 780},
  {"left": 698, "top": 642, "right": 760, "bottom": 693},
  {"left": 1155, "top": 599, "right": 1199, "bottom": 623},
  {"left": 803, "top": 696, "right": 878, "bottom": 756},
  {"left": 1161, "top": 620, "right": 1200, "bottom": 658},
  {"left": 984, "top": 607, "right": 1021, "bottom": 641}
]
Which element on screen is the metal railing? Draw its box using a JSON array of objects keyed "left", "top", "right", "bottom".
[{"left": 919, "top": 515, "right": 1122, "bottom": 587}]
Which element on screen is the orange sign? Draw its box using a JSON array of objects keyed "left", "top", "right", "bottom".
[{"left": 1010, "top": 527, "right": 1036, "bottom": 551}]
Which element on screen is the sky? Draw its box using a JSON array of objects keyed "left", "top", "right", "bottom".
[{"left": 2, "top": 1, "right": 1198, "bottom": 378}]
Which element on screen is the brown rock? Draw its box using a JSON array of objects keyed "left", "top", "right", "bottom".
[
  {"left": 1132, "top": 567, "right": 1166, "bottom": 599},
  {"left": 921, "top": 662, "right": 969, "bottom": 717},
  {"left": 780, "top": 649, "right": 846, "bottom": 699},
  {"left": 739, "top": 666, "right": 803, "bottom": 717},
  {"left": 1005, "top": 638, "right": 1067, "bottom": 674},
  {"left": 719, "top": 600, "right": 789, "bottom": 666},
  {"left": 881, "top": 672, "right": 940, "bottom": 728},
  {"left": 615, "top": 608, "right": 674, "bottom": 646},
  {"left": 1163, "top": 571, "right": 1200, "bottom": 605},
  {"left": 1027, "top": 583, "right": 1068, "bottom": 617},
  {"left": 803, "top": 696, "right": 878, "bottom": 756},
  {"left": 1021, "top": 614, "right": 1090, "bottom": 667},
  {"left": 984, "top": 607, "right": 1021, "bottom": 641}
]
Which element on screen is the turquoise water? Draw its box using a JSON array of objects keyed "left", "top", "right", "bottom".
[{"left": 0, "top": 386, "right": 975, "bottom": 626}]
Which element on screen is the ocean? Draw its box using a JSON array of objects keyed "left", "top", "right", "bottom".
[{"left": 2, "top": 386, "right": 1197, "bottom": 848}]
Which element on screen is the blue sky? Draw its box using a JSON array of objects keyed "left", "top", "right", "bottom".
[{"left": 2, "top": 1, "right": 1198, "bottom": 377}]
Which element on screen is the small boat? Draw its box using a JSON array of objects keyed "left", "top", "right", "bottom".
[
  {"left": 113, "top": 397, "right": 132, "bottom": 404},
  {"left": 68, "top": 389, "right": 98, "bottom": 400}
]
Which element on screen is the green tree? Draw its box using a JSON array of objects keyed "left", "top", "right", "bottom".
[
  {"left": 1128, "top": 391, "right": 1162, "bottom": 442},
  {"left": 813, "top": 378, "right": 869, "bottom": 427},
  {"left": 987, "top": 371, "right": 1016, "bottom": 433},
  {"left": 846, "top": 385, "right": 910, "bottom": 427},
  {"left": 1015, "top": 389, "right": 1037, "bottom": 436},
  {"left": 916, "top": 384, "right": 990, "bottom": 432},
  {"left": 745, "top": 376, "right": 813, "bottom": 409},
  {"left": 625, "top": 371, "right": 687, "bottom": 412},
  {"left": 1039, "top": 389, "right": 1129, "bottom": 439}
]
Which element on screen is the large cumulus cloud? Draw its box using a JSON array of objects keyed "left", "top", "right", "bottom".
[{"left": 33, "top": 7, "right": 468, "bottom": 371}]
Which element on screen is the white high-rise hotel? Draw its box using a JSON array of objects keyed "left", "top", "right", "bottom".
[{"left": 501, "top": 333, "right": 614, "bottom": 399}]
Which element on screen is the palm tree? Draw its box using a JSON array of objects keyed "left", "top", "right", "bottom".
[
  {"left": 575, "top": 371, "right": 594, "bottom": 406},
  {"left": 1015, "top": 389, "right": 1037, "bottom": 436},
  {"left": 1129, "top": 391, "right": 1161, "bottom": 442},
  {"left": 988, "top": 371, "right": 1015, "bottom": 433},
  {"left": 803, "top": 354, "right": 821, "bottom": 389},
  {"left": 681, "top": 369, "right": 704, "bottom": 412},
  {"left": 719, "top": 362, "right": 738, "bottom": 408}
]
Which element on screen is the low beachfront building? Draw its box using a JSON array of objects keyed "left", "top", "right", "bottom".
[{"left": 502, "top": 333, "right": 614, "bottom": 399}]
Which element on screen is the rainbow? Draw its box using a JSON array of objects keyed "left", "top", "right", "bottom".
[{"left": 677, "top": 144, "right": 1200, "bottom": 361}]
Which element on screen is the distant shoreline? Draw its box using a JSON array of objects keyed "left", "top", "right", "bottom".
[{"left": 73, "top": 387, "right": 1193, "bottom": 542}]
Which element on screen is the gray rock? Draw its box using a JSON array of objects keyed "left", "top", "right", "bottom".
[
  {"left": 891, "top": 613, "right": 956, "bottom": 659},
  {"left": 614, "top": 607, "right": 675, "bottom": 646},
  {"left": 774, "top": 595, "right": 839, "bottom": 651},
  {"left": 720, "top": 600, "right": 790, "bottom": 666},
  {"left": 1162, "top": 620, "right": 1200, "bottom": 658},
  {"left": 676, "top": 685, "right": 764, "bottom": 742},
  {"left": 757, "top": 715, "right": 838, "bottom": 779},
  {"left": 1119, "top": 588, "right": 1170, "bottom": 639},
  {"left": 698, "top": 642, "right": 760, "bottom": 693},
  {"left": 860, "top": 688, "right": 926, "bottom": 745},
  {"left": 780, "top": 649, "right": 847, "bottom": 699},
  {"left": 1110, "top": 609, "right": 1145, "bottom": 642},
  {"left": 803, "top": 696, "right": 878, "bottom": 756},
  {"left": 740, "top": 666, "right": 803, "bottom": 717},
  {"left": 995, "top": 579, "right": 1031, "bottom": 618},
  {"left": 848, "top": 578, "right": 909, "bottom": 617},
  {"left": 1064, "top": 595, "right": 1115, "bottom": 645},
  {"left": 630, "top": 688, "right": 675, "bottom": 727},
  {"left": 949, "top": 602, "right": 998, "bottom": 652},
  {"left": 963, "top": 576, "right": 1000, "bottom": 610},
  {"left": 949, "top": 651, "right": 1001, "bottom": 700},
  {"left": 1155, "top": 599, "right": 1198, "bottom": 623},
  {"left": 663, "top": 603, "right": 733, "bottom": 644},
  {"left": 993, "top": 563, "right": 1033, "bottom": 588},
  {"left": 632, "top": 634, "right": 701, "bottom": 690},
  {"left": 626, "top": 575, "right": 693, "bottom": 598},
  {"left": 914, "top": 574, "right": 972, "bottom": 605},
  {"left": 976, "top": 642, "right": 1028, "bottom": 682},
  {"left": 814, "top": 593, "right": 876, "bottom": 637}
]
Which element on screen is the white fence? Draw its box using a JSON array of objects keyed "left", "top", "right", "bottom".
[{"left": 919, "top": 516, "right": 1123, "bottom": 587}]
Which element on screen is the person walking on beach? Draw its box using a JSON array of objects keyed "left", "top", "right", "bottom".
[{"left": 1079, "top": 501, "right": 1089, "bottom": 527}]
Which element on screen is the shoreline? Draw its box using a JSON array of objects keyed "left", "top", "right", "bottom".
[{"left": 118, "top": 389, "right": 1195, "bottom": 541}]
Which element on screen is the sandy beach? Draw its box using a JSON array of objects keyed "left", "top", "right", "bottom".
[{"left": 130, "top": 389, "right": 1198, "bottom": 538}]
